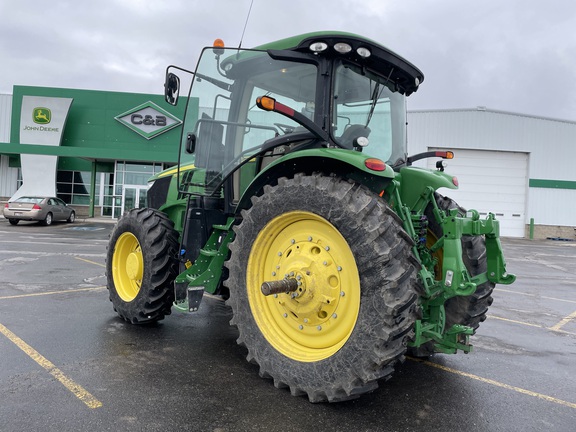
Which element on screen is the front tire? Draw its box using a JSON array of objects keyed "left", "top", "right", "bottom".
[
  {"left": 225, "top": 174, "right": 419, "bottom": 402},
  {"left": 106, "top": 208, "right": 179, "bottom": 324}
]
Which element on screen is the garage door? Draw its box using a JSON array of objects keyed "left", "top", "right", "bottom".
[{"left": 427, "top": 149, "right": 528, "bottom": 237}]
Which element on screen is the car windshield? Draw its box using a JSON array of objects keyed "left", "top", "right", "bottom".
[
  {"left": 332, "top": 61, "right": 407, "bottom": 164},
  {"left": 178, "top": 47, "right": 317, "bottom": 194}
]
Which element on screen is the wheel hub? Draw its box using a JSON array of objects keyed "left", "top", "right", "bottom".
[
  {"left": 273, "top": 238, "right": 342, "bottom": 329},
  {"left": 247, "top": 211, "right": 360, "bottom": 361},
  {"left": 126, "top": 251, "right": 143, "bottom": 281}
]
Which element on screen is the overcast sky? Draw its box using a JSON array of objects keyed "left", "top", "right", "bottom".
[{"left": 1, "top": 0, "right": 575, "bottom": 121}]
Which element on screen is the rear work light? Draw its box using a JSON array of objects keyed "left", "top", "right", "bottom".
[
  {"left": 309, "top": 41, "right": 328, "bottom": 53},
  {"left": 334, "top": 42, "right": 352, "bottom": 54}
]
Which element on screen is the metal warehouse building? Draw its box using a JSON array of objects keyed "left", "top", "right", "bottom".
[
  {"left": 407, "top": 108, "right": 576, "bottom": 239},
  {"left": 1, "top": 87, "right": 575, "bottom": 239}
]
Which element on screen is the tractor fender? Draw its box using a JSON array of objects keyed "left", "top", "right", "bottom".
[
  {"left": 396, "top": 166, "right": 458, "bottom": 209},
  {"left": 236, "top": 148, "right": 395, "bottom": 213}
]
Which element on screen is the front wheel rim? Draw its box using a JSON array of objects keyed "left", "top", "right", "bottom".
[
  {"left": 112, "top": 232, "right": 144, "bottom": 302},
  {"left": 247, "top": 211, "right": 361, "bottom": 362}
]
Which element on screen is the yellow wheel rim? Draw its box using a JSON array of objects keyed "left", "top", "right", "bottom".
[
  {"left": 247, "top": 211, "right": 361, "bottom": 362},
  {"left": 112, "top": 232, "right": 144, "bottom": 302}
]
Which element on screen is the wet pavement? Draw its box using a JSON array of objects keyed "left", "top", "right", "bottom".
[{"left": 1, "top": 219, "right": 575, "bottom": 431}]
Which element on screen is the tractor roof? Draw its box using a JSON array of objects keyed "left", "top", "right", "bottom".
[{"left": 251, "top": 31, "right": 424, "bottom": 95}]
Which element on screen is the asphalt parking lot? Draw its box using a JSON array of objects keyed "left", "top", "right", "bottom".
[{"left": 1, "top": 218, "right": 575, "bottom": 432}]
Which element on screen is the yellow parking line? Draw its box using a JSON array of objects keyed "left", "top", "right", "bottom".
[
  {"left": 549, "top": 309, "right": 576, "bottom": 331},
  {"left": 0, "top": 287, "right": 106, "bottom": 301},
  {"left": 409, "top": 357, "right": 576, "bottom": 410},
  {"left": 0, "top": 323, "right": 102, "bottom": 409},
  {"left": 74, "top": 257, "right": 105, "bottom": 267},
  {"left": 495, "top": 288, "right": 576, "bottom": 305},
  {"left": 488, "top": 315, "right": 576, "bottom": 336},
  {"left": 488, "top": 315, "right": 543, "bottom": 328}
]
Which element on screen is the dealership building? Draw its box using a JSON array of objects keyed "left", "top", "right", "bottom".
[
  {"left": 0, "top": 86, "right": 185, "bottom": 219},
  {"left": 1, "top": 86, "right": 575, "bottom": 239}
]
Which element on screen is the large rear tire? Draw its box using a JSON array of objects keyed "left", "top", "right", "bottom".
[
  {"left": 106, "top": 208, "right": 179, "bottom": 324},
  {"left": 225, "top": 174, "right": 419, "bottom": 402}
]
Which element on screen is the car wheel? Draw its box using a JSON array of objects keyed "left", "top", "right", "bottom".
[
  {"left": 67, "top": 211, "right": 76, "bottom": 223},
  {"left": 8, "top": 219, "right": 19, "bottom": 226}
]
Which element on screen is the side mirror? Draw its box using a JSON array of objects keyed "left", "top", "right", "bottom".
[
  {"left": 165, "top": 72, "right": 180, "bottom": 106},
  {"left": 185, "top": 133, "right": 196, "bottom": 154}
]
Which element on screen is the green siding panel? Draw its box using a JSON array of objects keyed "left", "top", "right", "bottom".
[
  {"left": 6, "top": 85, "right": 186, "bottom": 164},
  {"left": 529, "top": 179, "right": 576, "bottom": 190}
]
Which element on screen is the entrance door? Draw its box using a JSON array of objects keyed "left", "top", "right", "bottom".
[{"left": 121, "top": 185, "right": 148, "bottom": 216}]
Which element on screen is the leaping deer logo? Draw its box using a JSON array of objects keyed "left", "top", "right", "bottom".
[{"left": 33, "top": 108, "right": 51, "bottom": 124}]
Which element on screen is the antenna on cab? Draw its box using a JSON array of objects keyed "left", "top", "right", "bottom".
[{"left": 238, "top": 0, "right": 255, "bottom": 50}]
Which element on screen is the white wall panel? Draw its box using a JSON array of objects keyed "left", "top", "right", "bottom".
[
  {"left": 427, "top": 149, "right": 528, "bottom": 237},
  {"left": 408, "top": 108, "right": 576, "bottom": 232}
]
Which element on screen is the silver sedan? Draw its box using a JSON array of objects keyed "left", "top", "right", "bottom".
[{"left": 3, "top": 196, "right": 76, "bottom": 226}]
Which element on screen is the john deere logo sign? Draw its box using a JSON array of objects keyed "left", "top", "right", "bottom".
[
  {"left": 33, "top": 107, "right": 51, "bottom": 124},
  {"left": 115, "top": 101, "right": 182, "bottom": 140}
]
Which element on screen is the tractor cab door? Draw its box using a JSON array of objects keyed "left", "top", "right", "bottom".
[{"left": 177, "top": 47, "right": 318, "bottom": 208}]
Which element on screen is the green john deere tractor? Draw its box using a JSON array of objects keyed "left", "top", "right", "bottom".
[{"left": 106, "top": 31, "right": 515, "bottom": 402}]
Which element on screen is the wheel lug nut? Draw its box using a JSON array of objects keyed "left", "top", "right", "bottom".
[
  {"left": 308, "top": 236, "right": 313, "bottom": 241},
  {"left": 317, "top": 326, "right": 322, "bottom": 331},
  {"left": 299, "top": 325, "right": 303, "bottom": 330},
  {"left": 325, "top": 246, "right": 330, "bottom": 251}
]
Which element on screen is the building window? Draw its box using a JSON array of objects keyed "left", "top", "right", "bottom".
[{"left": 57, "top": 171, "right": 92, "bottom": 205}]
